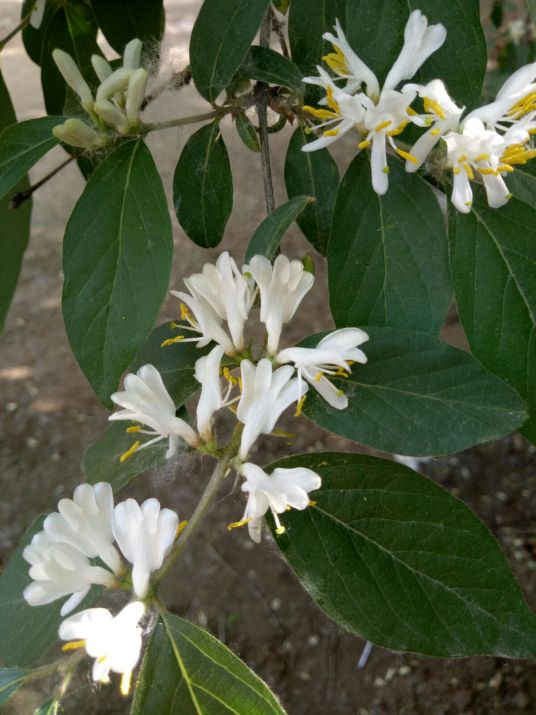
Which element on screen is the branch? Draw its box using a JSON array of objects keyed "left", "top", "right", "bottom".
[
  {"left": 10, "top": 154, "right": 78, "bottom": 209},
  {"left": 256, "top": 10, "right": 276, "bottom": 215},
  {"left": 143, "top": 107, "right": 232, "bottom": 133},
  {"left": 0, "top": 13, "right": 31, "bottom": 52}
]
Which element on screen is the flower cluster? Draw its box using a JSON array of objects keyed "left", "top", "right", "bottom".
[
  {"left": 52, "top": 39, "right": 148, "bottom": 149},
  {"left": 110, "top": 252, "right": 369, "bottom": 542},
  {"left": 302, "top": 10, "right": 536, "bottom": 213},
  {"left": 23, "top": 483, "right": 180, "bottom": 693}
]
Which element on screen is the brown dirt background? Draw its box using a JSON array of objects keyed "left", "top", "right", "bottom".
[{"left": 1, "top": 0, "right": 536, "bottom": 713}]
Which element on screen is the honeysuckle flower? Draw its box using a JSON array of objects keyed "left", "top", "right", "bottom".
[
  {"left": 112, "top": 498, "right": 178, "bottom": 598},
  {"left": 277, "top": 327, "right": 369, "bottom": 410},
  {"left": 302, "top": 11, "right": 446, "bottom": 194},
  {"left": 123, "top": 38, "right": 143, "bottom": 69},
  {"left": 194, "top": 345, "right": 233, "bottom": 442},
  {"left": 236, "top": 463, "right": 321, "bottom": 543},
  {"left": 109, "top": 364, "right": 199, "bottom": 459},
  {"left": 59, "top": 601, "right": 145, "bottom": 695},
  {"left": 52, "top": 118, "right": 108, "bottom": 150},
  {"left": 236, "top": 359, "right": 307, "bottom": 460},
  {"left": 91, "top": 54, "right": 113, "bottom": 83},
  {"left": 23, "top": 533, "right": 116, "bottom": 616},
  {"left": 30, "top": 0, "right": 46, "bottom": 29},
  {"left": 42, "top": 482, "right": 122, "bottom": 574},
  {"left": 52, "top": 49, "right": 94, "bottom": 111},
  {"left": 244, "top": 254, "right": 314, "bottom": 354},
  {"left": 126, "top": 68, "right": 149, "bottom": 125}
]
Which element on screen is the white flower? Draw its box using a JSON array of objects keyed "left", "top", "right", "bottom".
[
  {"left": 52, "top": 118, "right": 108, "bottom": 150},
  {"left": 52, "top": 49, "right": 93, "bottom": 111},
  {"left": 244, "top": 254, "right": 314, "bottom": 354},
  {"left": 236, "top": 359, "right": 307, "bottom": 460},
  {"left": 302, "top": 11, "right": 446, "bottom": 194},
  {"left": 29, "top": 0, "right": 46, "bottom": 29},
  {"left": 277, "top": 328, "right": 368, "bottom": 409},
  {"left": 194, "top": 345, "right": 233, "bottom": 442},
  {"left": 123, "top": 38, "right": 142, "bottom": 69},
  {"left": 109, "top": 364, "right": 199, "bottom": 459},
  {"left": 59, "top": 601, "right": 145, "bottom": 695},
  {"left": 238, "top": 463, "right": 321, "bottom": 543},
  {"left": 113, "top": 498, "right": 178, "bottom": 598},
  {"left": 42, "top": 482, "right": 122, "bottom": 574},
  {"left": 23, "top": 533, "right": 117, "bottom": 616}
]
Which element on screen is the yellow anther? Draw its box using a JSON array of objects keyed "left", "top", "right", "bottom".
[
  {"left": 375, "top": 119, "right": 392, "bottom": 132},
  {"left": 161, "top": 336, "right": 185, "bottom": 347},
  {"left": 387, "top": 121, "right": 408, "bottom": 136},
  {"left": 126, "top": 425, "right": 141, "bottom": 433},
  {"left": 323, "top": 128, "right": 340, "bottom": 137},
  {"left": 285, "top": 505, "right": 292, "bottom": 511},
  {"left": 295, "top": 394, "right": 307, "bottom": 417},
  {"left": 464, "top": 201, "right": 472, "bottom": 207},
  {"left": 176, "top": 520, "right": 188, "bottom": 538},
  {"left": 272, "top": 428, "right": 297, "bottom": 439},
  {"left": 336, "top": 389, "right": 345, "bottom": 397},
  {"left": 498, "top": 164, "right": 514, "bottom": 173},
  {"left": 382, "top": 166, "right": 390, "bottom": 174},
  {"left": 326, "top": 85, "right": 340, "bottom": 113},
  {"left": 335, "top": 367, "right": 350, "bottom": 377},
  {"left": 322, "top": 44, "right": 349, "bottom": 75},
  {"left": 478, "top": 167, "right": 499, "bottom": 176},
  {"left": 423, "top": 96, "right": 446, "bottom": 119},
  {"left": 119, "top": 440, "right": 140, "bottom": 463},
  {"left": 303, "top": 105, "right": 338, "bottom": 120},
  {"left": 395, "top": 148, "right": 418, "bottom": 164},
  {"left": 308, "top": 500, "right": 317, "bottom": 507},
  {"left": 474, "top": 153, "right": 490, "bottom": 162},
  {"left": 453, "top": 166, "right": 461, "bottom": 175},
  {"left": 431, "top": 128, "right": 441, "bottom": 136},
  {"left": 222, "top": 367, "right": 238, "bottom": 385},
  {"left": 462, "top": 162, "right": 474, "bottom": 180},
  {"left": 180, "top": 303, "right": 192, "bottom": 321},
  {"left": 62, "top": 640, "right": 86, "bottom": 652},
  {"left": 170, "top": 321, "right": 181, "bottom": 329},
  {"left": 457, "top": 154, "right": 467, "bottom": 162},
  {"left": 275, "top": 525, "right": 286, "bottom": 535},
  {"left": 97, "top": 655, "right": 107, "bottom": 663},
  {"left": 314, "top": 371, "right": 323, "bottom": 382},
  {"left": 227, "top": 517, "right": 251, "bottom": 531},
  {"left": 358, "top": 139, "right": 371, "bottom": 150},
  {"left": 406, "top": 107, "right": 417, "bottom": 116},
  {"left": 120, "top": 670, "right": 132, "bottom": 697}
]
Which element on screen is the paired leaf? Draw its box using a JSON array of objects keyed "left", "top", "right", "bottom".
[
  {"left": 270, "top": 452, "right": 536, "bottom": 657},
  {"left": 449, "top": 192, "right": 536, "bottom": 442},
  {"left": 132, "top": 613, "right": 286, "bottom": 714},
  {"left": 235, "top": 112, "right": 261, "bottom": 152},
  {"left": 0, "top": 71, "right": 33, "bottom": 332},
  {"left": 241, "top": 46, "right": 303, "bottom": 91},
  {"left": 90, "top": 0, "right": 165, "bottom": 53},
  {"left": 302, "top": 326, "right": 527, "bottom": 456},
  {"left": 190, "top": 0, "right": 271, "bottom": 101},
  {"left": 329, "top": 154, "right": 451, "bottom": 334},
  {"left": 173, "top": 122, "right": 233, "bottom": 248},
  {"left": 284, "top": 127, "right": 339, "bottom": 255},
  {"left": 62, "top": 141, "right": 173, "bottom": 407},
  {"left": 245, "top": 195, "right": 313, "bottom": 261},
  {"left": 0, "top": 669, "right": 27, "bottom": 706},
  {"left": 0, "top": 117, "right": 60, "bottom": 203}
]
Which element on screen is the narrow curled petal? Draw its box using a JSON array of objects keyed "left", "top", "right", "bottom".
[
  {"left": 92, "top": 55, "right": 113, "bottom": 82},
  {"left": 123, "top": 38, "right": 142, "bottom": 69},
  {"left": 371, "top": 135, "right": 389, "bottom": 195},
  {"left": 126, "top": 68, "right": 148, "bottom": 124},
  {"left": 96, "top": 67, "right": 133, "bottom": 102},
  {"left": 195, "top": 345, "right": 225, "bottom": 441},
  {"left": 52, "top": 49, "right": 93, "bottom": 109}
]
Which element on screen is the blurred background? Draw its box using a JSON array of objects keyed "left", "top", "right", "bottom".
[{"left": 1, "top": 0, "right": 536, "bottom": 712}]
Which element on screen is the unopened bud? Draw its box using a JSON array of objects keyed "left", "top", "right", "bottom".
[
  {"left": 52, "top": 49, "right": 93, "bottom": 111},
  {"left": 96, "top": 67, "right": 133, "bottom": 102},
  {"left": 30, "top": 0, "right": 46, "bottom": 29},
  {"left": 91, "top": 54, "right": 112, "bottom": 83},
  {"left": 94, "top": 100, "right": 129, "bottom": 134},
  {"left": 123, "top": 38, "right": 142, "bottom": 69},
  {"left": 302, "top": 254, "right": 315, "bottom": 275},
  {"left": 53, "top": 119, "right": 106, "bottom": 149},
  {"left": 126, "top": 68, "right": 148, "bottom": 125}
]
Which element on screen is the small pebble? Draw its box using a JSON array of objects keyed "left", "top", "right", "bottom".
[
  {"left": 374, "top": 677, "right": 385, "bottom": 687},
  {"left": 6, "top": 402, "right": 17, "bottom": 412},
  {"left": 26, "top": 437, "right": 38, "bottom": 449},
  {"left": 398, "top": 666, "right": 411, "bottom": 676}
]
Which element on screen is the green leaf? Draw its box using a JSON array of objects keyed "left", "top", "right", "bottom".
[
  {"left": 0, "top": 669, "right": 27, "bottom": 706},
  {"left": 235, "top": 112, "right": 261, "bottom": 152},
  {"left": 90, "top": 0, "right": 164, "bottom": 53},
  {"left": 0, "top": 71, "right": 32, "bottom": 333},
  {"left": 245, "top": 196, "right": 313, "bottom": 261},
  {"left": 288, "top": 0, "right": 345, "bottom": 82},
  {"left": 329, "top": 154, "right": 451, "bottom": 334},
  {"left": 528, "top": 0, "right": 536, "bottom": 24},
  {"left": 302, "top": 326, "right": 527, "bottom": 456},
  {"left": 0, "top": 117, "right": 60, "bottom": 203},
  {"left": 34, "top": 700, "right": 60, "bottom": 715},
  {"left": 505, "top": 161, "right": 536, "bottom": 208},
  {"left": 284, "top": 127, "right": 339, "bottom": 255},
  {"left": 190, "top": 0, "right": 271, "bottom": 101},
  {"left": 62, "top": 140, "right": 173, "bottom": 407},
  {"left": 449, "top": 191, "right": 536, "bottom": 442},
  {"left": 0, "top": 518, "right": 98, "bottom": 668},
  {"left": 241, "top": 46, "right": 303, "bottom": 90},
  {"left": 173, "top": 122, "right": 233, "bottom": 248},
  {"left": 132, "top": 613, "right": 286, "bottom": 714},
  {"left": 269, "top": 452, "right": 536, "bottom": 657}
]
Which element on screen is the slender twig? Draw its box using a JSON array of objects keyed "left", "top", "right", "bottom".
[
  {"left": 10, "top": 154, "right": 78, "bottom": 209},
  {"left": 152, "top": 425, "right": 243, "bottom": 588},
  {"left": 24, "top": 649, "right": 84, "bottom": 685},
  {"left": 256, "top": 11, "right": 276, "bottom": 214},
  {"left": 144, "top": 107, "right": 232, "bottom": 133},
  {"left": 0, "top": 13, "right": 31, "bottom": 52},
  {"left": 270, "top": 8, "right": 290, "bottom": 59}
]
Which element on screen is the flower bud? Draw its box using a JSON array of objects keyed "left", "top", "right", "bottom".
[
  {"left": 123, "top": 38, "right": 142, "bottom": 69},
  {"left": 96, "top": 67, "right": 133, "bottom": 102},
  {"left": 94, "top": 100, "right": 129, "bottom": 134},
  {"left": 125, "top": 68, "right": 148, "bottom": 125},
  {"left": 91, "top": 54, "right": 112, "bottom": 83},
  {"left": 52, "top": 49, "right": 93, "bottom": 111},
  {"left": 53, "top": 119, "right": 106, "bottom": 149}
]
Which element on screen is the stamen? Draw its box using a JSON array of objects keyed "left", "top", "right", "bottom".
[
  {"left": 222, "top": 367, "right": 238, "bottom": 385},
  {"left": 462, "top": 162, "right": 474, "bottom": 180},
  {"left": 498, "top": 164, "right": 514, "bottom": 173},
  {"left": 119, "top": 440, "right": 141, "bottom": 463},
  {"left": 314, "top": 371, "right": 323, "bottom": 382},
  {"left": 176, "top": 520, "right": 188, "bottom": 538},
  {"left": 227, "top": 517, "right": 251, "bottom": 531},
  {"left": 303, "top": 105, "right": 338, "bottom": 120},
  {"left": 375, "top": 119, "right": 392, "bottom": 132},
  {"left": 120, "top": 670, "right": 132, "bottom": 697},
  {"left": 358, "top": 139, "right": 372, "bottom": 150},
  {"left": 382, "top": 166, "right": 390, "bottom": 174},
  {"left": 478, "top": 167, "right": 499, "bottom": 176},
  {"left": 126, "top": 425, "right": 141, "bottom": 433},
  {"left": 308, "top": 500, "right": 317, "bottom": 507},
  {"left": 62, "top": 640, "right": 86, "bottom": 652},
  {"left": 272, "top": 428, "right": 297, "bottom": 439},
  {"left": 295, "top": 395, "right": 307, "bottom": 417},
  {"left": 423, "top": 97, "right": 446, "bottom": 119},
  {"left": 322, "top": 45, "right": 349, "bottom": 75},
  {"left": 170, "top": 321, "right": 181, "bottom": 329},
  {"left": 431, "top": 128, "right": 441, "bottom": 136},
  {"left": 387, "top": 121, "right": 408, "bottom": 137},
  {"left": 323, "top": 128, "right": 340, "bottom": 137},
  {"left": 474, "top": 153, "right": 490, "bottom": 162},
  {"left": 161, "top": 336, "right": 185, "bottom": 347},
  {"left": 395, "top": 148, "right": 418, "bottom": 164},
  {"left": 180, "top": 303, "right": 192, "bottom": 321},
  {"left": 326, "top": 85, "right": 340, "bottom": 113}
]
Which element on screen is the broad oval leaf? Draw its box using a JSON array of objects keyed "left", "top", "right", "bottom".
[
  {"left": 329, "top": 154, "right": 451, "bottom": 335},
  {"left": 190, "top": 0, "right": 271, "bottom": 101},
  {"left": 245, "top": 195, "right": 313, "bottom": 261},
  {"left": 235, "top": 112, "right": 261, "bottom": 152},
  {"left": 269, "top": 452, "right": 536, "bottom": 657},
  {"left": 173, "top": 122, "right": 233, "bottom": 248},
  {"left": 449, "top": 191, "right": 536, "bottom": 443},
  {"left": 288, "top": 0, "right": 345, "bottom": 82},
  {"left": 132, "top": 613, "right": 286, "bottom": 714},
  {"left": 0, "top": 117, "right": 60, "bottom": 202},
  {"left": 0, "top": 669, "right": 27, "bottom": 706},
  {"left": 90, "top": 0, "right": 164, "bottom": 53},
  {"left": 0, "top": 70, "right": 32, "bottom": 333},
  {"left": 284, "top": 127, "right": 339, "bottom": 255},
  {"left": 241, "top": 46, "right": 303, "bottom": 91},
  {"left": 302, "top": 326, "right": 527, "bottom": 456},
  {"left": 63, "top": 140, "right": 173, "bottom": 407}
]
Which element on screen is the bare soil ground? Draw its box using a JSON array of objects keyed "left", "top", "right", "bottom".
[{"left": 1, "top": 1, "right": 536, "bottom": 713}]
